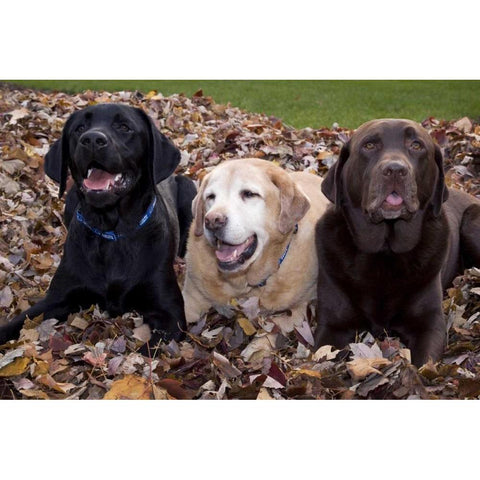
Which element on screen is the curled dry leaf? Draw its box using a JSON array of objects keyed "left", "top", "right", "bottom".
[{"left": 347, "top": 358, "right": 392, "bottom": 382}]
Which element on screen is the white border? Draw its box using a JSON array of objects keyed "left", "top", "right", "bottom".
[{"left": 3, "top": 0, "right": 479, "bottom": 79}]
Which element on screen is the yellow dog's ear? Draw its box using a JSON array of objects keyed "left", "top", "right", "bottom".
[
  {"left": 268, "top": 167, "right": 310, "bottom": 234},
  {"left": 192, "top": 173, "right": 210, "bottom": 236}
]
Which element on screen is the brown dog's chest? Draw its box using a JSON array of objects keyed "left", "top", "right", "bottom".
[{"left": 317, "top": 209, "right": 448, "bottom": 323}]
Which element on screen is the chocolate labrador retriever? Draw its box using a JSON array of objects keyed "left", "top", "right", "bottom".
[
  {"left": 0, "top": 104, "right": 196, "bottom": 349},
  {"left": 314, "top": 118, "right": 480, "bottom": 366}
]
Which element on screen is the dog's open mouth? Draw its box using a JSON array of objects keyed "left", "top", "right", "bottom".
[
  {"left": 215, "top": 234, "right": 257, "bottom": 270},
  {"left": 83, "top": 167, "right": 127, "bottom": 192}
]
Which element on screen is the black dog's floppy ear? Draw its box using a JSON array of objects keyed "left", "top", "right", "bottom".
[
  {"left": 431, "top": 144, "right": 449, "bottom": 217},
  {"left": 321, "top": 140, "right": 350, "bottom": 206},
  {"left": 44, "top": 134, "right": 69, "bottom": 198},
  {"left": 138, "top": 109, "right": 181, "bottom": 183}
]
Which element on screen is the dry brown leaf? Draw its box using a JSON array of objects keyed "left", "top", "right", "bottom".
[
  {"left": 212, "top": 351, "right": 241, "bottom": 378},
  {"left": 103, "top": 374, "right": 154, "bottom": 400},
  {"left": 347, "top": 357, "right": 391, "bottom": 382},
  {"left": 0, "top": 286, "right": 13, "bottom": 308},
  {"left": 19, "top": 389, "right": 50, "bottom": 399},
  {"left": 70, "top": 316, "right": 89, "bottom": 330},
  {"left": 133, "top": 324, "right": 151, "bottom": 343},
  {"left": 291, "top": 368, "right": 323, "bottom": 379},
  {"left": 313, "top": 344, "right": 340, "bottom": 361},
  {"left": 152, "top": 385, "right": 171, "bottom": 400},
  {"left": 36, "top": 374, "right": 75, "bottom": 393}
]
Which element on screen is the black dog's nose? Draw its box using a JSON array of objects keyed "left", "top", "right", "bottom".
[
  {"left": 80, "top": 131, "right": 108, "bottom": 149},
  {"left": 382, "top": 161, "right": 408, "bottom": 177},
  {"left": 205, "top": 212, "right": 228, "bottom": 231}
]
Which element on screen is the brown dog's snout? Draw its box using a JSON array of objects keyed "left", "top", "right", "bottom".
[
  {"left": 381, "top": 160, "right": 408, "bottom": 178},
  {"left": 80, "top": 131, "right": 108, "bottom": 149},
  {"left": 205, "top": 212, "right": 228, "bottom": 231}
]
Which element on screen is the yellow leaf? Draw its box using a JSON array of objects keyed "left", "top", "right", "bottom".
[
  {"left": 292, "top": 368, "right": 323, "bottom": 379},
  {"left": 33, "top": 360, "right": 50, "bottom": 376},
  {"left": 103, "top": 374, "right": 154, "bottom": 400},
  {"left": 237, "top": 317, "right": 257, "bottom": 336},
  {"left": 145, "top": 90, "right": 158, "bottom": 99},
  {"left": 346, "top": 358, "right": 391, "bottom": 382},
  {"left": 0, "top": 357, "right": 30, "bottom": 377},
  {"left": 229, "top": 298, "right": 239, "bottom": 308},
  {"left": 20, "top": 389, "right": 50, "bottom": 400},
  {"left": 316, "top": 151, "right": 332, "bottom": 160}
]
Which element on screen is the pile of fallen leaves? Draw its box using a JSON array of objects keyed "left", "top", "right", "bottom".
[{"left": 1, "top": 83, "right": 480, "bottom": 399}]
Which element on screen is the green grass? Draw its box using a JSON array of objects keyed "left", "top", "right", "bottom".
[{"left": 5, "top": 80, "right": 480, "bottom": 129}]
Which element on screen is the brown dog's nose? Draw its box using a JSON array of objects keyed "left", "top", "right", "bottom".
[
  {"left": 382, "top": 161, "right": 408, "bottom": 177},
  {"left": 205, "top": 212, "right": 228, "bottom": 231},
  {"left": 80, "top": 131, "right": 108, "bottom": 149}
]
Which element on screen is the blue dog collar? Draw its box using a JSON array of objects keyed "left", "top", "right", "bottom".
[
  {"left": 76, "top": 196, "right": 157, "bottom": 241},
  {"left": 254, "top": 224, "right": 298, "bottom": 288}
]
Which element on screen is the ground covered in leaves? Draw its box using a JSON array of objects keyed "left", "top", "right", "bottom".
[{"left": 1, "top": 83, "right": 480, "bottom": 399}]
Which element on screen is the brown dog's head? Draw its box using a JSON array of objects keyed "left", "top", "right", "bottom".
[
  {"left": 191, "top": 158, "right": 310, "bottom": 273},
  {"left": 322, "top": 119, "right": 448, "bottom": 223}
]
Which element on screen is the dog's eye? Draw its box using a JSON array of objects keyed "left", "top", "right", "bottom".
[
  {"left": 75, "top": 125, "right": 86, "bottom": 134},
  {"left": 206, "top": 193, "right": 216, "bottom": 201},
  {"left": 241, "top": 190, "right": 259, "bottom": 200},
  {"left": 410, "top": 140, "right": 423, "bottom": 150},
  {"left": 117, "top": 123, "right": 132, "bottom": 132},
  {"left": 363, "top": 142, "right": 376, "bottom": 151}
]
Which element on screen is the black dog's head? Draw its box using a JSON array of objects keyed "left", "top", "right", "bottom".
[
  {"left": 322, "top": 118, "right": 448, "bottom": 223},
  {"left": 45, "top": 104, "right": 180, "bottom": 208}
]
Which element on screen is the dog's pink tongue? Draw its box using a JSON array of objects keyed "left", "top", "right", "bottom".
[
  {"left": 84, "top": 169, "right": 115, "bottom": 190},
  {"left": 386, "top": 192, "right": 403, "bottom": 206},
  {"left": 215, "top": 237, "right": 251, "bottom": 262}
]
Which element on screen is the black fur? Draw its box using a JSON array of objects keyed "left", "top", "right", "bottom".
[{"left": 0, "top": 104, "right": 196, "bottom": 350}]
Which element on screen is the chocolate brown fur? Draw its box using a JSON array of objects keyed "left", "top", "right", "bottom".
[{"left": 314, "top": 119, "right": 480, "bottom": 366}]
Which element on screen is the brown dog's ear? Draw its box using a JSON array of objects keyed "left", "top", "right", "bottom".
[
  {"left": 431, "top": 144, "right": 449, "bottom": 217},
  {"left": 136, "top": 108, "right": 181, "bottom": 183},
  {"left": 321, "top": 140, "right": 350, "bottom": 206},
  {"left": 44, "top": 128, "right": 71, "bottom": 198},
  {"left": 268, "top": 167, "right": 310, "bottom": 235},
  {"left": 192, "top": 173, "right": 210, "bottom": 236}
]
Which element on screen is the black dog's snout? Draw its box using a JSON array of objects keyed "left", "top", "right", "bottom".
[
  {"left": 80, "top": 131, "right": 108, "bottom": 149},
  {"left": 205, "top": 212, "right": 228, "bottom": 231},
  {"left": 381, "top": 161, "right": 408, "bottom": 178}
]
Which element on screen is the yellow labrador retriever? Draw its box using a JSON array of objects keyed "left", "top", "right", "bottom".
[{"left": 183, "top": 158, "right": 329, "bottom": 328}]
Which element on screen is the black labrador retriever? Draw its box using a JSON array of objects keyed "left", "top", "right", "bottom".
[
  {"left": 0, "top": 103, "right": 197, "bottom": 349},
  {"left": 314, "top": 118, "right": 480, "bottom": 367}
]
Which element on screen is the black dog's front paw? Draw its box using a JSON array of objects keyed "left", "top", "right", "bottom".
[{"left": 0, "top": 316, "right": 26, "bottom": 346}]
